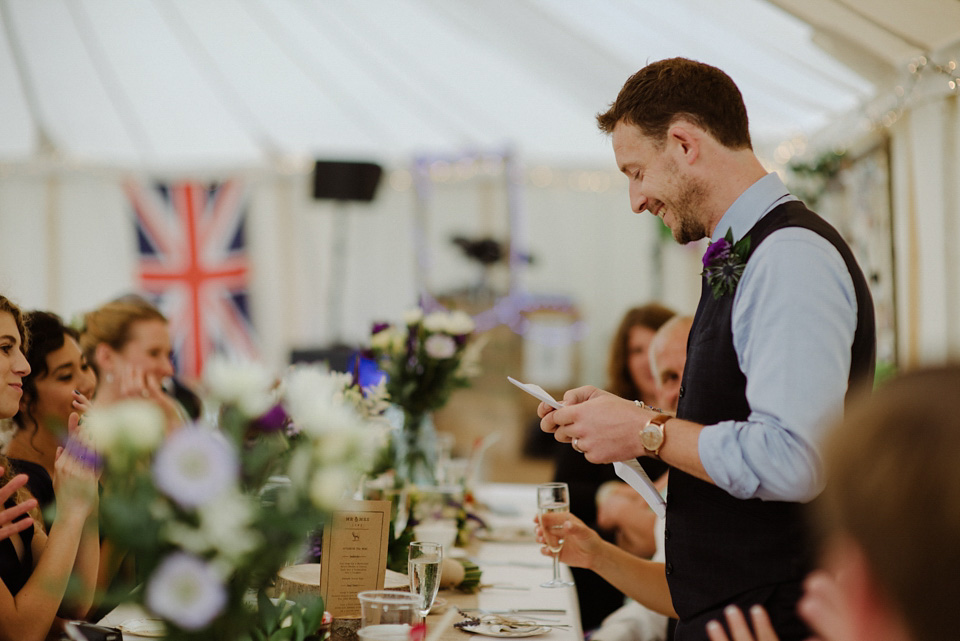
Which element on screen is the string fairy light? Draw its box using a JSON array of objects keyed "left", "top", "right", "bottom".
[{"left": 869, "top": 53, "right": 960, "bottom": 132}]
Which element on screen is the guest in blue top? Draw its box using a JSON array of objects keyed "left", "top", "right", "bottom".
[{"left": 538, "top": 57, "right": 875, "bottom": 641}]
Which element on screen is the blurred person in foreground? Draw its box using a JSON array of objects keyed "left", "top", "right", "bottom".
[
  {"left": 539, "top": 57, "right": 875, "bottom": 641},
  {"left": 706, "top": 365, "right": 960, "bottom": 641},
  {"left": 554, "top": 303, "right": 674, "bottom": 631}
]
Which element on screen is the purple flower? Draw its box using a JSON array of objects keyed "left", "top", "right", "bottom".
[
  {"left": 701, "top": 228, "right": 752, "bottom": 299},
  {"left": 371, "top": 322, "right": 391, "bottom": 335},
  {"left": 702, "top": 237, "right": 731, "bottom": 268},
  {"left": 254, "top": 404, "right": 289, "bottom": 433}
]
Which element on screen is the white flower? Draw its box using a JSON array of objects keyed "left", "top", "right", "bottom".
[
  {"left": 422, "top": 310, "right": 475, "bottom": 336},
  {"left": 197, "top": 491, "right": 261, "bottom": 562},
  {"left": 424, "top": 334, "right": 456, "bottom": 359},
  {"left": 153, "top": 426, "right": 239, "bottom": 508},
  {"left": 370, "top": 326, "right": 405, "bottom": 355},
  {"left": 422, "top": 311, "right": 450, "bottom": 333},
  {"left": 85, "top": 400, "right": 165, "bottom": 454},
  {"left": 310, "top": 467, "right": 352, "bottom": 510},
  {"left": 445, "top": 310, "right": 475, "bottom": 335},
  {"left": 161, "top": 490, "right": 260, "bottom": 566},
  {"left": 202, "top": 356, "right": 275, "bottom": 417},
  {"left": 283, "top": 365, "right": 369, "bottom": 437},
  {"left": 402, "top": 308, "right": 423, "bottom": 325},
  {"left": 146, "top": 552, "right": 227, "bottom": 630}
]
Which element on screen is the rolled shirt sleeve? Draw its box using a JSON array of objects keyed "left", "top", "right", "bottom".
[{"left": 698, "top": 227, "right": 858, "bottom": 502}]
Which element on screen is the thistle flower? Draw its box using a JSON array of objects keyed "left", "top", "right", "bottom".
[
  {"left": 153, "top": 425, "right": 239, "bottom": 509},
  {"left": 146, "top": 552, "right": 227, "bottom": 631},
  {"left": 701, "top": 228, "right": 752, "bottom": 299}
]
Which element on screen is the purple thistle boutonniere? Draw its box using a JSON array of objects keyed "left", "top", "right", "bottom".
[{"left": 702, "top": 228, "right": 751, "bottom": 299}]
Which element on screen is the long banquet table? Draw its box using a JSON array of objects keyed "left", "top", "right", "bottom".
[{"left": 100, "top": 483, "right": 584, "bottom": 641}]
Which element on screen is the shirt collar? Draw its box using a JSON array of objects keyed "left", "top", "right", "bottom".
[{"left": 710, "top": 172, "right": 795, "bottom": 243}]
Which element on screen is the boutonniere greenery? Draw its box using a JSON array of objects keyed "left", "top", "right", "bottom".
[{"left": 702, "top": 228, "right": 751, "bottom": 299}]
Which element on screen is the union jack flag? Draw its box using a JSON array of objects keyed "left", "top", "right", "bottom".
[{"left": 126, "top": 179, "right": 258, "bottom": 380}]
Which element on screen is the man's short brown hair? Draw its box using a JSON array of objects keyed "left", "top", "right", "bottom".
[{"left": 597, "top": 57, "right": 752, "bottom": 150}]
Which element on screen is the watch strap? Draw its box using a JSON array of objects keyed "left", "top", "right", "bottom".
[{"left": 646, "top": 413, "right": 671, "bottom": 457}]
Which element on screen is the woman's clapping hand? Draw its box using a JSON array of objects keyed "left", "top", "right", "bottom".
[{"left": 0, "top": 468, "right": 36, "bottom": 541}]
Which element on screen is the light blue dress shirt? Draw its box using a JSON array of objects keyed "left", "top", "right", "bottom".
[{"left": 697, "top": 173, "right": 858, "bottom": 502}]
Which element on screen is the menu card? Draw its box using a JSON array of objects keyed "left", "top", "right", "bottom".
[{"left": 319, "top": 499, "right": 392, "bottom": 618}]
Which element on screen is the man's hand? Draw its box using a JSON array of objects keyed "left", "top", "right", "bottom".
[{"left": 540, "top": 386, "right": 656, "bottom": 463}]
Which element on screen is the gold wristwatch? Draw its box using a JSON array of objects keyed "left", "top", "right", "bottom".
[{"left": 640, "top": 413, "right": 671, "bottom": 458}]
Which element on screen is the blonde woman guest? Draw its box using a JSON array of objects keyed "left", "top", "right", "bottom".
[
  {"left": 79, "top": 294, "right": 194, "bottom": 428},
  {"left": 0, "top": 295, "right": 100, "bottom": 641}
]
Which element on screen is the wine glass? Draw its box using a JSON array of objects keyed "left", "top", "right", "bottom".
[
  {"left": 537, "top": 482, "right": 574, "bottom": 588},
  {"left": 408, "top": 541, "right": 443, "bottom": 619}
]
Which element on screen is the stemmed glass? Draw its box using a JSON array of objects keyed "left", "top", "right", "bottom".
[
  {"left": 408, "top": 541, "right": 443, "bottom": 619},
  {"left": 537, "top": 482, "right": 574, "bottom": 588}
]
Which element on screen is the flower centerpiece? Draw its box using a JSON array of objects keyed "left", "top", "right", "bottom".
[
  {"left": 87, "top": 357, "right": 384, "bottom": 641},
  {"left": 368, "top": 308, "right": 482, "bottom": 485}
]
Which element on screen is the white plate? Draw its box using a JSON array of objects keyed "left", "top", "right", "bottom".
[
  {"left": 447, "top": 547, "right": 468, "bottom": 559},
  {"left": 460, "top": 622, "right": 549, "bottom": 638},
  {"left": 117, "top": 618, "right": 167, "bottom": 637}
]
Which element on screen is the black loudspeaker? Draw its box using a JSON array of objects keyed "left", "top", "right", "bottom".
[
  {"left": 290, "top": 344, "right": 357, "bottom": 372},
  {"left": 312, "top": 161, "right": 383, "bottom": 202}
]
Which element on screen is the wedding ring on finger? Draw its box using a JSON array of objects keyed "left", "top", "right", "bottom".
[{"left": 572, "top": 438, "right": 584, "bottom": 454}]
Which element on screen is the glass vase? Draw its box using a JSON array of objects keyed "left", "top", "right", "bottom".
[{"left": 395, "top": 411, "right": 438, "bottom": 485}]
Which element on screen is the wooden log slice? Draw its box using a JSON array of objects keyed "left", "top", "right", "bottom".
[{"left": 276, "top": 564, "right": 410, "bottom": 602}]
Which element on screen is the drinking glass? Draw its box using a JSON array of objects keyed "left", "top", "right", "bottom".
[
  {"left": 537, "top": 482, "right": 574, "bottom": 588},
  {"left": 362, "top": 479, "right": 410, "bottom": 539},
  {"left": 408, "top": 541, "right": 443, "bottom": 619},
  {"left": 357, "top": 590, "right": 421, "bottom": 641}
]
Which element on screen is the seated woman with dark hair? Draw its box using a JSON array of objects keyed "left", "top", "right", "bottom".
[
  {"left": 553, "top": 302, "right": 675, "bottom": 632},
  {"left": 6, "top": 310, "right": 97, "bottom": 515},
  {"left": 0, "top": 295, "right": 100, "bottom": 641}
]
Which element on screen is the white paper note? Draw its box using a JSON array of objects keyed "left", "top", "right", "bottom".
[{"left": 613, "top": 459, "right": 667, "bottom": 519}]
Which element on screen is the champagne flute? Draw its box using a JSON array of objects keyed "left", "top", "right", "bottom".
[
  {"left": 408, "top": 541, "right": 443, "bottom": 619},
  {"left": 537, "top": 482, "right": 574, "bottom": 588}
]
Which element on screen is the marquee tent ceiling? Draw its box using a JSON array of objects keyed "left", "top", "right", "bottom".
[{"left": 3, "top": 0, "right": 946, "bottom": 172}]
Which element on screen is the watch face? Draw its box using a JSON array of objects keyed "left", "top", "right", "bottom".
[{"left": 641, "top": 424, "right": 663, "bottom": 451}]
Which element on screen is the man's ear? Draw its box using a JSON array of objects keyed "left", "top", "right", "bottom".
[{"left": 666, "top": 123, "right": 700, "bottom": 165}]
